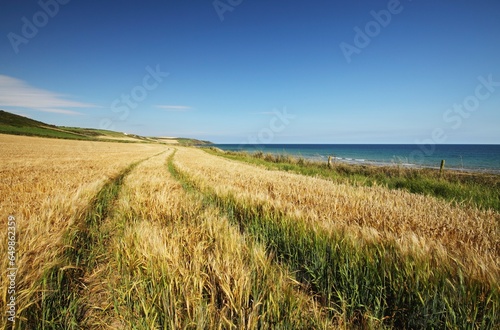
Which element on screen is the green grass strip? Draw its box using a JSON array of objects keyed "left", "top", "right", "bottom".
[{"left": 204, "top": 148, "right": 500, "bottom": 212}]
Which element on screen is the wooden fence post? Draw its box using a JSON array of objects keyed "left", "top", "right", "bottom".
[{"left": 439, "top": 159, "right": 445, "bottom": 175}]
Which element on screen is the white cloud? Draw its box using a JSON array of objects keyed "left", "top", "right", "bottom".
[
  {"left": 251, "top": 111, "right": 275, "bottom": 115},
  {"left": 35, "top": 108, "right": 84, "bottom": 115},
  {"left": 0, "top": 75, "right": 98, "bottom": 115},
  {"left": 155, "top": 105, "right": 192, "bottom": 111}
]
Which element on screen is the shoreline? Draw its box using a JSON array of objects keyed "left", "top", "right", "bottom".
[
  {"left": 312, "top": 155, "right": 500, "bottom": 175},
  {"left": 211, "top": 146, "right": 500, "bottom": 175},
  {"left": 203, "top": 145, "right": 500, "bottom": 212}
]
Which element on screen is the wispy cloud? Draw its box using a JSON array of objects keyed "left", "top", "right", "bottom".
[
  {"left": 251, "top": 111, "right": 276, "bottom": 115},
  {"left": 0, "top": 75, "right": 98, "bottom": 115},
  {"left": 36, "top": 108, "right": 84, "bottom": 115},
  {"left": 155, "top": 105, "right": 192, "bottom": 111}
]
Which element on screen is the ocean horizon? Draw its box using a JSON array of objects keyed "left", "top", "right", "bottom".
[{"left": 214, "top": 144, "right": 500, "bottom": 173}]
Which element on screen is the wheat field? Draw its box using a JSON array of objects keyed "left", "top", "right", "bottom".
[
  {"left": 172, "top": 147, "right": 499, "bottom": 281},
  {"left": 1, "top": 135, "right": 498, "bottom": 329}
]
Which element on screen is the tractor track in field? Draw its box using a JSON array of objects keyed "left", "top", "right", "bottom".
[{"left": 23, "top": 152, "right": 165, "bottom": 329}]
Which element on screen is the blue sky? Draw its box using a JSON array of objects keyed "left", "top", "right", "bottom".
[{"left": 1, "top": 0, "right": 499, "bottom": 143}]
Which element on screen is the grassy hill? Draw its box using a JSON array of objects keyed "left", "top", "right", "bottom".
[
  {"left": 0, "top": 110, "right": 120, "bottom": 140},
  {"left": 0, "top": 110, "right": 87, "bottom": 139},
  {"left": 0, "top": 110, "right": 211, "bottom": 145}
]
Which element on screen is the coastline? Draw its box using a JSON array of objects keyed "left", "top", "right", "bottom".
[
  {"left": 213, "top": 144, "right": 500, "bottom": 175},
  {"left": 315, "top": 155, "right": 500, "bottom": 175}
]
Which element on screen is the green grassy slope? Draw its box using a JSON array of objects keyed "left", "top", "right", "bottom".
[
  {"left": 0, "top": 110, "right": 153, "bottom": 141},
  {"left": 0, "top": 110, "right": 213, "bottom": 145},
  {"left": 0, "top": 110, "right": 98, "bottom": 140}
]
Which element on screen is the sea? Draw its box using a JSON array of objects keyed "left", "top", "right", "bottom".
[{"left": 213, "top": 144, "right": 500, "bottom": 174}]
